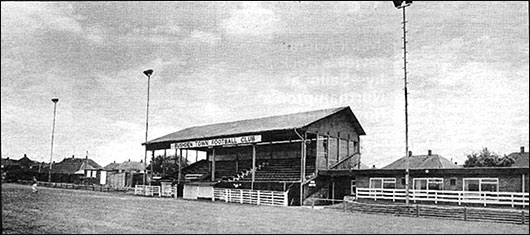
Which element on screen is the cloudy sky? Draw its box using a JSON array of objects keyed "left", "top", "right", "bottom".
[{"left": 1, "top": 1, "right": 528, "bottom": 168}]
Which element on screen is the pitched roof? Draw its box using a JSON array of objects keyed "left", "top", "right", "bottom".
[
  {"left": 507, "top": 151, "right": 529, "bottom": 167},
  {"left": 146, "top": 106, "right": 365, "bottom": 145},
  {"left": 115, "top": 161, "right": 145, "bottom": 171},
  {"left": 17, "top": 155, "right": 38, "bottom": 165},
  {"left": 53, "top": 157, "right": 102, "bottom": 174},
  {"left": 1, "top": 158, "right": 18, "bottom": 167},
  {"left": 382, "top": 154, "right": 462, "bottom": 169},
  {"left": 103, "top": 162, "right": 120, "bottom": 171}
]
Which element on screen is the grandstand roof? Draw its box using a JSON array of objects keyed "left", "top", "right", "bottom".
[
  {"left": 145, "top": 106, "right": 365, "bottom": 145},
  {"left": 382, "top": 154, "right": 462, "bottom": 169}
]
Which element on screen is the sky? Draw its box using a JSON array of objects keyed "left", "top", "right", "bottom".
[{"left": 1, "top": 1, "right": 528, "bottom": 168}]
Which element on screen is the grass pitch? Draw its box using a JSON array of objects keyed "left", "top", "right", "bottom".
[{"left": 2, "top": 183, "right": 528, "bottom": 234}]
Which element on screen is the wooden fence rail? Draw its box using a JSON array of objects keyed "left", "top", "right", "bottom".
[
  {"left": 310, "top": 198, "right": 529, "bottom": 225},
  {"left": 213, "top": 188, "right": 288, "bottom": 207},
  {"left": 22, "top": 180, "right": 125, "bottom": 193},
  {"left": 356, "top": 188, "right": 529, "bottom": 208},
  {"left": 134, "top": 185, "right": 161, "bottom": 197},
  {"left": 342, "top": 201, "right": 529, "bottom": 225}
]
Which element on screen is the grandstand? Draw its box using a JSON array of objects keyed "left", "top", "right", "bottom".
[{"left": 143, "top": 106, "right": 366, "bottom": 206}]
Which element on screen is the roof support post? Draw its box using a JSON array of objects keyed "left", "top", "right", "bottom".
[
  {"left": 251, "top": 144, "right": 256, "bottom": 190},
  {"left": 162, "top": 149, "right": 166, "bottom": 178},
  {"left": 177, "top": 148, "right": 181, "bottom": 185},
  {"left": 294, "top": 128, "right": 306, "bottom": 206},
  {"left": 211, "top": 147, "right": 216, "bottom": 181},
  {"left": 150, "top": 150, "right": 154, "bottom": 186}
]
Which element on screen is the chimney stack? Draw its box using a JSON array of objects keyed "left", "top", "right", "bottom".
[
  {"left": 428, "top": 150, "right": 432, "bottom": 156},
  {"left": 521, "top": 146, "right": 525, "bottom": 153},
  {"left": 408, "top": 151, "right": 412, "bottom": 157},
  {"left": 72, "top": 155, "right": 75, "bottom": 158}
]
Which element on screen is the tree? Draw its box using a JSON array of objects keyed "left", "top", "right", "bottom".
[
  {"left": 463, "top": 148, "right": 515, "bottom": 167},
  {"left": 147, "top": 154, "right": 190, "bottom": 179}
]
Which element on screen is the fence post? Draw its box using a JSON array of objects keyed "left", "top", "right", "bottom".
[
  {"left": 240, "top": 189, "right": 243, "bottom": 204},
  {"left": 435, "top": 191, "right": 438, "bottom": 204},
  {"left": 463, "top": 207, "right": 467, "bottom": 221},
  {"left": 522, "top": 210, "right": 525, "bottom": 225},
  {"left": 257, "top": 190, "right": 261, "bottom": 205},
  {"left": 416, "top": 204, "right": 420, "bottom": 217},
  {"left": 511, "top": 194, "right": 514, "bottom": 208},
  {"left": 312, "top": 198, "right": 315, "bottom": 209}
]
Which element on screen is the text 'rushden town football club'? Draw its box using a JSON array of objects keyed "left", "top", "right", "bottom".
[{"left": 171, "top": 135, "right": 262, "bottom": 149}]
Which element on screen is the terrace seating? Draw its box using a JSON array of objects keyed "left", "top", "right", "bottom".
[
  {"left": 181, "top": 159, "right": 263, "bottom": 182},
  {"left": 238, "top": 158, "right": 316, "bottom": 182},
  {"left": 181, "top": 157, "right": 317, "bottom": 183}
]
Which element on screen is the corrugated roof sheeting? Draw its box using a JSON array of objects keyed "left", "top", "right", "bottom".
[{"left": 146, "top": 106, "right": 363, "bottom": 145}]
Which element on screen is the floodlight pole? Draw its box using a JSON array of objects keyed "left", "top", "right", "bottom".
[
  {"left": 48, "top": 98, "right": 59, "bottom": 182},
  {"left": 143, "top": 69, "right": 153, "bottom": 190},
  {"left": 399, "top": 3, "right": 411, "bottom": 206}
]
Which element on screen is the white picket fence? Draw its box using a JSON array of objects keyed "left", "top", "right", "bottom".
[
  {"left": 213, "top": 188, "right": 289, "bottom": 207},
  {"left": 134, "top": 185, "right": 161, "bottom": 197},
  {"left": 356, "top": 188, "right": 529, "bottom": 208}
]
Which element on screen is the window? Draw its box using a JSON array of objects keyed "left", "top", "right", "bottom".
[
  {"left": 86, "top": 170, "right": 91, "bottom": 177},
  {"left": 91, "top": 170, "right": 97, "bottom": 178},
  {"left": 450, "top": 178, "right": 456, "bottom": 186},
  {"left": 328, "top": 137, "right": 338, "bottom": 163},
  {"left": 463, "top": 178, "right": 499, "bottom": 192},
  {"left": 322, "top": 137, "right": 328, "bottom": 159},
  {"left": 351, "top": 179, "right": 357, "bottom": 195},
  {"left": 370, "top": 178, "right": 396, "bottom": 189},
  {"left": 413, "top": 178, "right": 443, "bottom": 190}
]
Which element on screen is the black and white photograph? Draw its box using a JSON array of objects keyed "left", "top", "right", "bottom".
[{"left": 1, "top": 1, "right": 528, "bottom": 234}]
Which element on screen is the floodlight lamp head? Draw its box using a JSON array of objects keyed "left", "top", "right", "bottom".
[
  {"left": 393, "top": 0, "right": 412, "bottom": 8},
  {"left": 143, "top": 69, "right": 154, "bottom": 77},
  {"left": 51, "top": 98, "right": 59, "bottom": 103}
]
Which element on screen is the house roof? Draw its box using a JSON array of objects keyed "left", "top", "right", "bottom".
[
  {"left": 17, "top": 155, "right": 38, "bottom": 165},
  {"left": 115, "top": 161, "right": 145, "bottom": 171},
  {"left": 103, "top": 162, "right": 120, "bottom": 171},
  {"left": 507, "top": 151, "right": 529, "bottom": 167},
  {"left": 382, "top": 154, "right": 462, "bottom": 169},
  {"left": 1, "top": 158, "right": 18, "bottom": 167},
  {"left": 53, "top": 157, "right": 102, "bottom": 174},
  {"left": 146, "top": 106, "right": 365, "bottom": 145}
]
